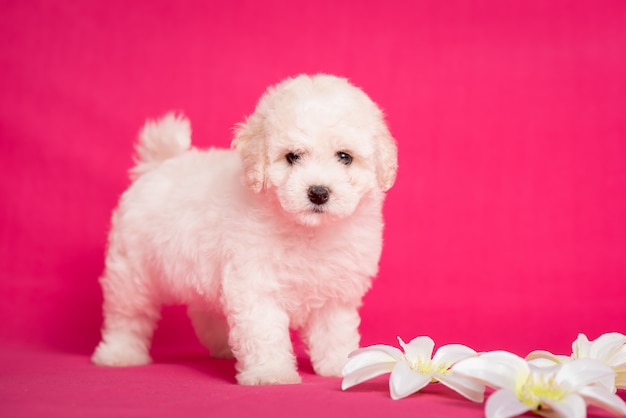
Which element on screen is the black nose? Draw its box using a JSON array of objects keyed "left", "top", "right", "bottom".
[{"left": 307, "top": 186, "right": 330, "bottom": 205}]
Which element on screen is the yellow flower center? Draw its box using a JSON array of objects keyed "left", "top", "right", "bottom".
[
  {"left": 516, "top": 372, "right": 567, "bottom": 410},
  {"left": 405, "top": 356, "right": 451, "bottom": 376}
]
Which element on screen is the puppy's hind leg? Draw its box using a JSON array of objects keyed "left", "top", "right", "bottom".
[
  {"left": 187, "top": 307, "right": 233, "bottom": 358},
  {"left": 92, "top": 269, "right": 160, "bottom": 367}
]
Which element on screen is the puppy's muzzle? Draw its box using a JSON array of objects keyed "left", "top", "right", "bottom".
[{"left": 307, "top": 185, "right": 330, "bottom": 205}]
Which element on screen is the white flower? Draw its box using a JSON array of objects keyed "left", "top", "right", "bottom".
[
  {"left": 574, "top": 333, "right": 626, "bottom": 391},
  {"left": 452, "top": 350, "right": 626, "bottom": 418},
  {"left": 527, "top": 332, "right": 626, "bottom": 391},
  {"left": 341, "top": 336, "right": 484, "bottom": 401}
]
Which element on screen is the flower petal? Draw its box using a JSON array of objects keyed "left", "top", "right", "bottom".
[
  {"left": 342, "top": 362, "right": 396, "bottom": 390},
  {"left": 578, "top": 384, "right": 626, "bottom": 416},
  {"left": 346, "top": 344, "right": 403, "bottom": 362},
  {"left": 398, "top": 336, "right": 435, "bottom": 363},
  {"left": 572, "top": 333, "right": 591, "bottom": 359},
  {"left": 485, "top": 388, "right": 531, "bottom": 418},
  {"left": 555, "top": 358, "right": 616, "bottom": 391},
  {"left": 389, "top": 360, "right": 431, "bottom": 400},
  {"left": 616, "top": 372, "right": 626, "bottom": 390},
  {"left": 432, "top": 343, "right": 477, "bottom": 366},
  {"left": 541, "top": 393, "right": 586, "bottom": 418},
  {"left": 527, "top": 357, "right": 563, "bottom": 368},
  {"left": 526, "top": 350, "right": 570, "bottom": 365},
  {"left": 612, "top": 347, "right": 626, "bottom": 390},
  {"left": 610, "top": 345, "right": 626, "bottom": 366},
  {"left": 341, "top": 345, "right": 402, "bottom": 390},
  {"left": 588, "top": 333, "right": 626, "bottom": 362},
  {"left": 437, "top": 372, "right": 485, "bottom": 402},
  {"left": 452, "top": 351, "right": 529, "bottom": 390}
]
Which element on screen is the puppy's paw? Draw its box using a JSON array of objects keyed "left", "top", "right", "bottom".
[
  {"left": 236, "top": 365, "right": 301, "bottom": 385},
  {"left": 91, "top": 339, "right": 152, "bottom": 367},
  {"left": 311, "top": 353, "right": 349, "bottom": 377}
]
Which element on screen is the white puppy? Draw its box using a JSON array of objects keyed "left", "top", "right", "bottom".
[{"left": 92, "top": 74, "right": 398, "bottom": 385}]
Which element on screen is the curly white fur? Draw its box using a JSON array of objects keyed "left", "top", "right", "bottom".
[{"left": 92, "top": 74, "right": 398, "bottom": 385}]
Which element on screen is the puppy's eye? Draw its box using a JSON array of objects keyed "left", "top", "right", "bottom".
[
  {"left": 337, "top": 151, "right": 353, "bottom": 166},
  {"left": 286, "top": 152, "right": 302, "bottom": 165}
]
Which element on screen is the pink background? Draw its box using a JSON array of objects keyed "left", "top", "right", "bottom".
[{"left": 1, "top": 1, "right": 625, "bottom": 416}]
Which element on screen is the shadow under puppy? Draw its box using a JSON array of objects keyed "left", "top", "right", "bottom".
[{"left": 92, "top": 74, "right": 398, "bottom": 385}]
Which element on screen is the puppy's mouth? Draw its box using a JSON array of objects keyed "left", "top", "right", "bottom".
[{"left": 295, "top": 205, "right": 330, "bottom": 227}]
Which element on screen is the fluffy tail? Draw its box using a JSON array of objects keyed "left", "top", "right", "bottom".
[{"left": 130, "top": 112, "right": 192, "bottom": 179}]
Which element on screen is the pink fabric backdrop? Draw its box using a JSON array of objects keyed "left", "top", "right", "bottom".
[{"left": 1, "top": 1, "right": 625, "bottom": 417}]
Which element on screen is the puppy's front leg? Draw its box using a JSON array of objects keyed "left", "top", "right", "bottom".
[
  {"left": 223, "top": 273, "right": 300, "bottom": 385},
  {"left": 302, "top": 303, "right": 361, "bottom": 377}
]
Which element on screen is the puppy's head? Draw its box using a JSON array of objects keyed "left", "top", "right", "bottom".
[{"left": 232, "top": 74, "right": 397, "bottom": 226}]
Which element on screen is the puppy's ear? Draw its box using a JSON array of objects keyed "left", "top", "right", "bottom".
[
  {"left": 231, "top": 115, "right": 266, "bottom": 193},
  {"left": 375, "top": 124, "right": 398, "bottom": 192}
]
